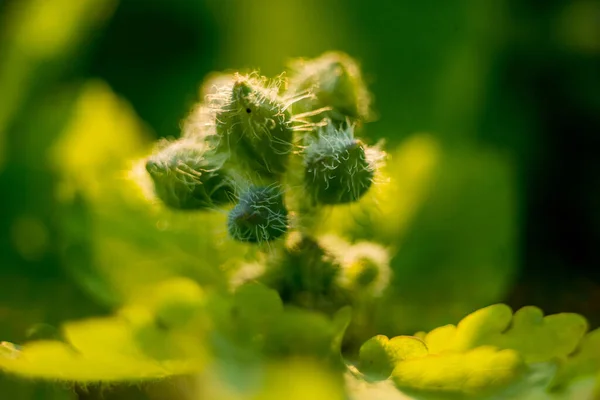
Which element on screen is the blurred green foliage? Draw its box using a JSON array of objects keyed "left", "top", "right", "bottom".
[{"left": 0, "top": 0, "right": 599, "bottom": 399}]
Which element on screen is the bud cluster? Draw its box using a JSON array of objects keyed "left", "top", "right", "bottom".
[{"left": 141, "top": 51, "right": 390, "bottom": 314}]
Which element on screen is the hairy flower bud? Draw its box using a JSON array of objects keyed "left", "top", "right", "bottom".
[
  {"left": 304, "top": 125, "right": 381, "bottom": 205},
  {"left": 145, "top": 140, "right": 233, "bottom": 210},
  {"left": 288, "top": 51, "right": 372, "bottom": 125},
  {"left": 319, "top": 235, "right": 391, "bottom": 299},
  {"left": 211, "top": 74, "right": 293, "bottom": 178},
  {"left": 337, "top": 242, "right": 391, "bottom": 297},
  {"left": 263, "top": 232, "right": 343, "bottom": 314},
  {"left": 227, "top": 185, "right": 288, "bottom": 243}
]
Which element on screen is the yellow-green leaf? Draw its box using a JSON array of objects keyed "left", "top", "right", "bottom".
[
  {"left": 423, "top": 304, "right": 588, "bottom": 363},
  {"left": 0, "top": 280, "right": 209, "bottom": 382},
  {"left": 0, "top": 339, "right": 198, "bottom": 382},
  {"left": 358, "top": 335, "right": 428, "bottom": 381},
  {"left": 391, "top": 346, "right": 525, "bottom": 398},
  {"left": 551, "top": 328, "right": 600, "bottom": 390}
]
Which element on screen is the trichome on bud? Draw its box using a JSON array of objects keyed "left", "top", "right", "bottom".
[
  {"left": 227, "top": 185, "right": 289, "bottom": 243},
  {"left": 288, "top": 51, "right": 372, "bottom": 126},
  {"left": 145, "top": 140, "right": 234, "bottom": 211},
  {"left": 304, "top": 124, "right": 382, "bottom": 205},
  {"left": 210, "top": 74, "right": 294, "bottom": 178}
]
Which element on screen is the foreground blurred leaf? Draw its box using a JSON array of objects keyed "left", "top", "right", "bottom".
[
  {"left": 391, "top": 346, "right": 525, "bottom": 399},
  {"left": 254, "top": 359, "right": 345, "bottom": 400},
  {"left": 358, "top": 335, "right": 428, "bottom": 381},
  {"left": 551, "top": 328, "right": 600, "bottom": 390},
  {"left": 0, "top": 279, "right": 208, "bottom": 382},
  {"left": 351, "top": 305, "right": 598, "bottom": 399},
  {"left": 422, "top": 304, "right": 587, "bottom": 364}
]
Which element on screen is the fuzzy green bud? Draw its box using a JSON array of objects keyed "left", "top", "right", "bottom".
[
  {"left": 288, "top": 51, "right": 372, "bottom": 125},
  {"left": 304, "top": 124, "right": 381, "bottom": 205},
  {"left": 211, "top": 74, "right": 293, "bottom": 178},
  {"left": 337, "top": 242, "right": 391, "bottom": 297},
  {"left": 262, "top": 232, "right": 347, "bottom": 315},
  {"left": 145, "top": 140, "right": 234, "bottom": 210},
  {"left": 227, "top": 185, "right": 288, "bottom": 243}
]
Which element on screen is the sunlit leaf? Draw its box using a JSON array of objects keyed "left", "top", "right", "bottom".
[
  {"left": 391, "top": 346, "right": 525, "bottom": 398},
  {"left": 254, "top": 359, "right": 345, "bottom": 400},
  {"left": 0, "top": 279, "right": 210, "bottom": 382},
  {"left": 0, "top": 337, "right": 199, "bottom": 382},
  {"left": 551, "top": 328, "right": 600, "bottom": 390},
  {"left": 423, "top": 304, "right": 588, "bottom": 363},
  {"left": 358, "top": 335, "right": 428, "bottom": 381}
]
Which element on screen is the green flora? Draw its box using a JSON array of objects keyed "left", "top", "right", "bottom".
[{"left": 1, "top": 52, "right": 599, "bottom": 400}]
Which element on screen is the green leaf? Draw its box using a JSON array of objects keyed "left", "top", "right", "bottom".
[
  {"left": 551, "top": 328, "right": 600, "bottom": 390},
  {"left": 486, "top": 363, "right": 599, "bottom": 400},
  {"left": 233, "top": 283, "right": 285, "bottom": 330},
  {"left": 0, "top": 279, "right": 209, "bottom": 382},
  {"left": 209, "top": 282, "right": 284, "bottom": 349},
  {"left": 263, "top": 308, "right": 336, "bottom": 358},
  {"left": 331, "top": 306, "right": 353, "bottom": 361},
  {"left": 0, "top": 338, "right": 198, "bottom": 382},
  {"left": 391, "top": 346, "right": 525, "bottom": 398},
  {"left": 358, "top": 335, "right": 428, "bottom": 381},
  {"left": 255, "top": 359, "right": 345, "bottom": 400},
  {"left": 423, "top": 304, "right": 588, "bottom": 363},
  {"left": 352, "top": 305, "right": 592, "bottom": 398}
]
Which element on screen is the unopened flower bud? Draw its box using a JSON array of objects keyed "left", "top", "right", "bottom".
[
  {"left": 145, "top": 140, "right": 233, "bottom": 210},
  {"left": 288, "top": 51, "right": 372, "bottom": 125},
  {"left": 211, "top": 75, "right": 294, "bottom": 178},
  {"left": 264, "top": 232, "right": 342, "bottom": 314},
  {"left": 336, "top": 242, "right": 391, "bottom": 297},
  {"left": 227, "top": 185, "right": 288, "bottom": 243},
  {"left": 304, "top": 125, "right": 381, "bottom": 205}
]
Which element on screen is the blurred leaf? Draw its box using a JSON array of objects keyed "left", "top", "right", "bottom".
[
  {"left": 233, "top": 283, "right": 285, "bottom": 334},
  {"left": 391, "top": 346, "right": 525, "bottom": 399},
  {"left": 263, "top": 308, "right": 337, "bottom": 359},
  {"left": 0, "top": 279, "right": 208, "bottom": 382},
  {"left": 208, "top": 283, "right": 284, "bottom": 351},
  {"left": 351, "top": 305, "right": 596, "bottom": 399},
  {"left": 331, "top": 306, "right": 353, "bottom": 360},
  {"left": 253, "top": 359, "right": 345, "bottom": 400},
  {"left": 423, "top": 304, "right": 587, "bottom": 364},
  {"left": 357, "top": 335, "right": 428, "bottom": 381},
  {"left": 144, "top": 278, "right": 205, "bottom": 329},
  {"left": 0, "top": 331, "right": 199, "bottom": 382},
  {"left": 551, "top": 328, "right": 600, "bottom": 390}
]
